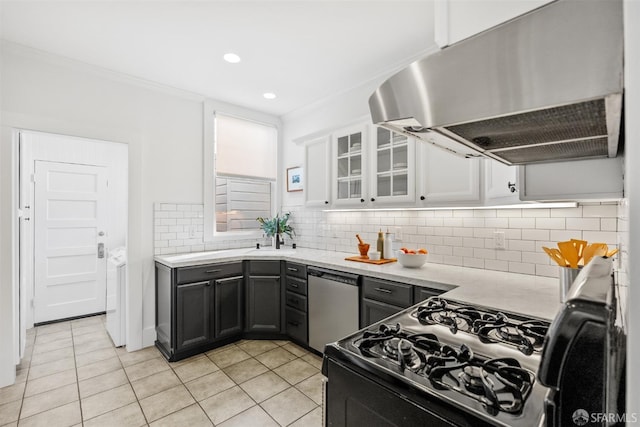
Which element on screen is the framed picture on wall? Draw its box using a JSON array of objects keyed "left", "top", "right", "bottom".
[{"left": 287, "top": 166, "right": 303, "bottom": 192}]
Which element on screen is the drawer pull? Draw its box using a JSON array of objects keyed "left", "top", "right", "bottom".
[
  {"left": 374, "top": 287, "right": 393, "bottom": 294},
  {"left": 287, "top": 321, "right": 300, "bottom": 327},
  {"left": 205, "top": 269, "right": 222, "bottom": 274},
  {"left": 290, "top": 283, "right": 299, "bottom": 288},
  {"left": 287, "top": 267, "right": 298, "bottom": 272},
  {"left": 288, "top": 299, "right": 300, "bottom": 305}
]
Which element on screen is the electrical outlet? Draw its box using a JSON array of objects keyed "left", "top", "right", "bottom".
[
  {"left": 393, "top": 227, "right": 403, "bottom": 242},
  {"left": 494, "top": 231, "right": 505, "bottom": 249}
]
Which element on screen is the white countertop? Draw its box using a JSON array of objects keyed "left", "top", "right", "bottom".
[{"left": 155, "top": 247, "right": 562, "bottom": 321}]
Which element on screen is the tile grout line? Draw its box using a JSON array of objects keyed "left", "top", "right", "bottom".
[
  {"left": 71, "top": 320, "right": 84, "bottom": 425},
  {"left": 9, "top": 321, "right": 321, "bottom": 427}
]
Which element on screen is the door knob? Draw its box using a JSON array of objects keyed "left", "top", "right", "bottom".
[{"left": 98, "top": 231, "right": 105, "bottom": 236}]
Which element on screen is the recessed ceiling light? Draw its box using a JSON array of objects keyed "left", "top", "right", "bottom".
[
  {"left": 263, "top": 92, "right": 277, "bottom": 100},
  {"left": 223, "top": 53, "right": 241, "bottom": 63}
]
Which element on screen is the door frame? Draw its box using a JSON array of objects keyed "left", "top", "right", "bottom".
[{"left": 16, "top": 130, "right": 129, "bottom": 345}]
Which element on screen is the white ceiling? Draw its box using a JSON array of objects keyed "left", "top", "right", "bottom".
[{"left": 0, "top": 1, "right": 437, "bottom": 117}]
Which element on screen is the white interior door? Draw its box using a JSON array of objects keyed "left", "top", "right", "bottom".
[{"left": 34, "top": 161, "right": 108, "bottom": 323}]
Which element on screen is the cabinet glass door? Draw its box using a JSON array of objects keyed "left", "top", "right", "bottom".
[
  {"left": 372, "top": 128, "right": 414, "bottom": 203},
  {"left": 336, "top": 131, "right": 363, "bottom": 201}
]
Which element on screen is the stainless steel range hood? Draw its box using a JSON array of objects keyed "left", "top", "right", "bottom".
[{"left": 369, "top": 0, "right": 623, "bottom": 165}]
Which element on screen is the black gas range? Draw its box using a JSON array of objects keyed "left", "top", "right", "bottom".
[{"left": 322, "top": 257, "right": 626, "bottom": 427}]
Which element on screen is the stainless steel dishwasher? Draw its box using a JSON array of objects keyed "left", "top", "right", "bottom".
[{"left": 308, "top": 267, "right": 360, "bottom": 353}]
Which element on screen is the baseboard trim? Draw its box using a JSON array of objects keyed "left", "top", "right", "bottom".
[{"left": 142, "top": 326, "right": 157, "bottom": 349}]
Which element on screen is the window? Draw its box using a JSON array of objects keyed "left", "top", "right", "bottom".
[{"left": 205, "top": 110, "right": 278, "bottom": 239}]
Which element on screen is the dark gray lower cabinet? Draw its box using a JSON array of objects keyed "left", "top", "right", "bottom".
[
  {"left": 247, "top": 276, "right": 281, "bottom": 333},
  {"left": 176, "top": 281, "right": 214, "bottom": 351},
  {"left": 155, "top": 261, "right": 244, "bottom": 361},
  {"left": 361, "top": 298, "right": 405, "bottom": 327},
  {"left": 214, "top": 276, "right": 244, "bottom": 339},
  {"left": 361, "top": 277, "right": 413, "bottom": 327}
]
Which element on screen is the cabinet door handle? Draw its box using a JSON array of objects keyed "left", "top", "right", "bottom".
[
  {"left": 507, "top": 181, "right": 517, "bottom": 193},
  {"left": 215, "top": 276, "right": 243, "bottom": 284},
  {"left": 370, "top": 197, "right": 376, "bottom": 202},
  {"left": 287, "top": 298, "right": 298, "bottom": 305},
  {"left": 374, "top": 287, "right": 392, "bottom": 294},
  {"left": 290, "top": 283, "right": 299, "bottom": 288},
  {"left": 360, "top": 198, "right": 365, "bottom": 203},
  {"left": 420, "top": 195, "right": 426, "bottom": 201},
  {"left": 324, "top": 200, "right": 329, "bottom": 204},
  {"left": 287, "top": 321, "right": 300, "bottom": 327},
  {"left": 205, "top": 269, "right": 222, "bottom": 274},
  {"left": 178, "top": 281, "right": 209, "bottom": 289},
  {"left": 287, "top": 267, "right": 298, "bottom": 272}
]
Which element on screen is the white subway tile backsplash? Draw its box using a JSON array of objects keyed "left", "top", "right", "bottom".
[
  {"left": 463, "top": 218, "right": 484, "bottom": 228},
  {"left": 463, "top": 237, "right": 485, "bottom": 248},
  {"left": 522, "top": 209, "right": 550, "bottom": 218},
  {"left": 464, "top": 257, "right": 485, "bottom": 269},
  {"left": 583, "top": 204, "right": 617, "bottom": 217},
  {"left": 497, "top": 209, "right": 522, "bottom": 218},
  {"left": 508, "top": 218, "right": 536, "bottom": 229},
  {"left": 484, "top": 218, "right": 509, "bottom": 228},
  {"left": 550, "top": 206, "right": 583, "bottom": 217},
  {"left": 507, "top": 240, "right": 535, "bottom": 252},
  {"left": 508, "top": 262, "right": 535, "bottom": 275},
  {"left": 496, "top": 250, "right": 522, "bottom": 262},
  {"left": 521, "top": 251, "right": 549, "bottom": 265},
  {"left": 453, "top": 247, "right": 474, "bottom": 257},
  {"left": 474, "top": 248, "right": 496, "bottom": 259},
  {"left": 535, "top": 218, "right": 565, "bottom": 230},
  {"left": 485, "top": 259, "right": 509, "bottom": 272},
  {"left": 566, "top": 218, "right": 600, "bottom": 231},
  {"left": 601, "top": 218, "right": 617, "bottom": 231},
  {"left": 159, "top": 203, "right": 177, "bottom": 211},
  {"left": 549, "top": 230, "right": 582, "bottom": 242},
  {"left": 443, "top": 218, "right": 463, "bottom": 227},
  {"left": 521, "top": 229, "right": 550, "bottom": 241},
  {"left": 582, "top": 231, "right": 618, "bottom": 245},
  {"left": 453, "top": 227, "right": 474, "bottom": 237},
  {"left": 153, "top": 201, "right": 622, "bottom": 279}
]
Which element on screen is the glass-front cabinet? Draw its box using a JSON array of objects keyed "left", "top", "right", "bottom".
[
  {"left": 333, "top": 125, "right": 367, "bottom": 206},
  {"left": 370, "top": 127, "right": 415, "bottom": 205}
]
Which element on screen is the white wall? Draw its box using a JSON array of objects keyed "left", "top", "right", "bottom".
[
  {"left": 623, "top": 0, "right": 639, "bottom": 416},
  {"left": 0, "top": 41, "right": 205, "bottom": 384}
]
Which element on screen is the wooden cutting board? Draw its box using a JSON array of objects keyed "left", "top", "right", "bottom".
[{"left": 345, "top": 256, "right": 397, "bottom": 265}]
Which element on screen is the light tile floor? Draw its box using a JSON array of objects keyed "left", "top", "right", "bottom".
[{"left": 0, "top": 315, "right": 324, "bottom": 426}]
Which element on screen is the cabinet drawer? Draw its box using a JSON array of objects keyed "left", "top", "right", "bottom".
[
  {"left": 286, "top": 307, "right": 308, "bottom": 344},
  {"left": 176, "top": 263, "right": 242, "bottom": 285},
  {"left": 362, "top": 277, "right": 413, "bottom": 308},
  {"left": 249, "top": 260, "right": 281, "bottom": 275},
  {"left": 285, "top": 291, "right": 307, "bottom": 312},
  {"left": 285, "top": 276, "right": 307, "bottom": 296},
  {"left": 285, "top": 262, "right": 307, "bottom": 279}
]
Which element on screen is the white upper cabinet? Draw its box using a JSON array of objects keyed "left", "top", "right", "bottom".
[
  {"left": 418, "top": 143, "right": 480, "bottom": 205},
  {"left": 304, "top": 136, "right": 331, "bottom": 207},
  {"left": 434, "top": 0, "right": 555, "bottom": 48},
  {"left": 369, "top": 127, "right": 416, "bottom": 206},
  {"left": 484, "top": 159, "right": 520, "bottom": 205},
  {"left": 332, "top": 124, "right": 368, "bottom": 207}
]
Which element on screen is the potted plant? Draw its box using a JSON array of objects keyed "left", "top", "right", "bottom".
[{"left": 256, "top": 212, "right": 295, "bottom": 249}]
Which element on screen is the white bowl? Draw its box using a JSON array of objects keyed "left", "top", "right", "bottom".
[
  {"left": 368, "top": 251, "right": 381, "bottom": 260},
  {"left": 396, "top": 250, "right": 428, "bottom": 268}
]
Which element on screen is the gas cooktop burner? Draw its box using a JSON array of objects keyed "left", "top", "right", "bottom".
[
  {"left": 354, "top": 323, "right": 536, "bottom": 416},
  {"left": 414, "top": 298, "right": 549, "bottom": 354},
  {"left": 429, "top": 357, "right": 535, "bottom": 415}
]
